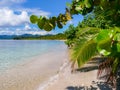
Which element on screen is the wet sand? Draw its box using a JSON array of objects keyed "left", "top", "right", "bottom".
[{"left": 0, "top": 46, "right": 68, "bottom": 90}]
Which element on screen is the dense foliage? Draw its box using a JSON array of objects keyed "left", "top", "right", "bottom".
[
  {"left": 30, "top": 0, "right": 120, "bottom": 88},
  {"left": 30, "top": 0, "right": 120, "bottom": 31}
]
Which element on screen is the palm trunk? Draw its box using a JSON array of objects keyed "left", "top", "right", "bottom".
[{"left": 116, "top": 66, "right": 120, "bottom": 90}]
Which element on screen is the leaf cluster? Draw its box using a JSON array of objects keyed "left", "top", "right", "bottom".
[
  {"left": 30, "top": 8, "right": 72, "bottom": 31},
  {"left": 30, "top": 0, "right": 120, "bottom": 31}
]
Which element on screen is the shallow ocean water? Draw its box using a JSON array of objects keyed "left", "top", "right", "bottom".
[{"left": 0, "top": 40, "right": 66, "bottom": 72}]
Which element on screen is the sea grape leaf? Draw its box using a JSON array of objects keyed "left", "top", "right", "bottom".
[
  {"left": 97, "top": 47, "right": 111, "bottom": 56},
  {"left": 97, "top": 38, "right": 111, "bottom": 51},
  {"left": 30, "top": 15, "right": 38, "bottom": 24},
  {"left": 95, "top": 29, "right": 116, "bottom": 43},
  {"left": 57, "top": 22, "right": 63, "bottom": 29},
  {"left": 65, "top": 8, "right": 72, "bottom": 20},
  {"left": 95, "top": 30, "right": 115, "bottom": 56},
  {"left": 37, "top": 18, "right": 46, "bottom": 29},
  {"left": 43, "top": 21, "right": 53, "bottom": 31},
  {"left": 95, "top": 30, "right": 110, "bottom": 42},
  {"left": 49, "top": 17, "right": 56, "bottom": 29},
  {"left": 75, "top": 1, "right": 84, "bottom": 11},
  {"left": 117, "top": 43, "right": 120, "bottom": 52},
  {"left": 114, "top": 33, "right": 120, "bottom": 41},
  {"left": 113, "top": 33, "right": 120, "bottom": 52}
]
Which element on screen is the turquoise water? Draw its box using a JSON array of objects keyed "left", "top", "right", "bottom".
[{"left": 0, "top": 40, "right": 66, "bottom": 72}]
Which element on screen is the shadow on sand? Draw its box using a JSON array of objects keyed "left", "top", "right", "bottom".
[
  {"left": 75, "top": 65, "right": 98, "bottom": 72},
  {"left": 66, "top": 57, "right": 114, "bottom": 90},
  {"left": 66, "top": 81, "right": 113, "bottom": 90},
  {"left": 72, "top": 57, "right": 105, "bottom": 73}
]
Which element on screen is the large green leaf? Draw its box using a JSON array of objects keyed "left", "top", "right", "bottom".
[
  {"left": 95, "top": 29, "right": 116, "bottom": 56},
  {"left": 75, "top": 1, "right": 84, "bottom": 11},
  {"left": 113, "top": 33, "right": 120, "bottom": 53},
  {"left": 37, "top": 18, "right": 46, "bottom": 29},
  {"left": 57, "top": 21, "right": 63, "bottom": 29},
  {"left": 49, "top": 17, "right": 56, "bottom": 29},
  {"left": 95, "top": 30, "right": 108, "bottom": 42},
  {"left": 65, "top": 8, "right": 72, "bottom": 21},
  {"left": 97, "top": 38, "right": 111, "bottom": 56},
  {"left": 30, "top": 15, "right": 38, "bottom": 24},
  {"left": 114, "top": 33, "right": 120, "bottom": 41},
  {"left": 117, "top": 43, "right": 120, "bottom": 53},
  {"left": 43, "top": 21, "right": 53, "bottom": 31}
]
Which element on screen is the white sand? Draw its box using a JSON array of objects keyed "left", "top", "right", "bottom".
[
  {"left": 44, "top": 60, "right": 114, "bottom": 90},
  {"left": 0, "top": 47, "right": 68, "bottom": 90},
  {"left": 0, "top": 45, "right": 114, "bottom": 90}
]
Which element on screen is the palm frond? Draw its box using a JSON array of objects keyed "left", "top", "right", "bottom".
[
  {"left": 70, "top": 27, "right": 99, "bottom": 70},
  {"left": 71, "top": 38, "right": 87, "bottom": 61},
  {"left": 77, "top": 40, "right": 97, "bottom": 67},
  {"left": 71, "top": 39, "right": 97, "bottom": 67},
  {"left": 76, "top": 27, "right": 100, "bottom": 38}
]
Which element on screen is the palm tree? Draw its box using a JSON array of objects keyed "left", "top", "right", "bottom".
[{"left": 70, "top": 27, "right": 120, "bottom": 89}]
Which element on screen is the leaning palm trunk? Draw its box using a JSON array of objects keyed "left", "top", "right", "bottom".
[
  {"left": 116, "top": 65, "right": 120, "bottom": 90},
  {"left": 97, "top": 57, "right": 120, "bottom": 89},
  {"left": 97, "top": 57, "right": 116, "bottom": 85}
]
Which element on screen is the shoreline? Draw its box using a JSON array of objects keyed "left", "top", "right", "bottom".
[
  {"left": 37, "top": 58, "right": 70, "bottom": 90},
  {"left": 0, "top": 44, "right": 114, "bottom": 90},
  {"left": 0, "top": 45, "right": 69, "bottom": 90},
  {"left": 45, "top": 58, "right": 114, "bottom": 90}
]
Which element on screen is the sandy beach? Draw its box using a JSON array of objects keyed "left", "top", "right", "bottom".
[
  {"left": 0, "top": 45, "right": 114, "bottom": 90},
  {"left": 0, "top": 46, "right": 68, "bottom": 90},
  {"left": 44, "top": 59, "right": 114, "bottom": 90}
]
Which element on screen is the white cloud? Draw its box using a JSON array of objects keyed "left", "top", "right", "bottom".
[
  {"left": 23, "top": 31, "right": 50, "bottom": 35},
  {"left": 0, "top": 7, "right": 51, "bottom": 27},
  {"left": 16, "top": 30, "right": 51, "bottom": 35},
  {"left": 0, "top": 0, "right": 51, "bottom": 35},
  {"left": 0, "top": 0, "right": 26, "bottom": 7},
  {"left": 0, "top": 8, "right": 29, "bottom": 26},
  {"left": 17, "top": 8, "right": 50, "bottom": 17},
  {"left": 0, "top": 26, "right": 53, "bottom": 35},
  {"left": 0, "top": 30, "right": 15, "bottom": 35},
  {"left": 0, "top": 7, "right": 51, "bottom": 35},
  {"left": 24, "top": 23, "right": 31, "bottom": 30}
]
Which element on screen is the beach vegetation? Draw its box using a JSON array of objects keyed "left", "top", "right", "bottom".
[{"left": 30, "top": 0, "right": 120, "bottom": 89}]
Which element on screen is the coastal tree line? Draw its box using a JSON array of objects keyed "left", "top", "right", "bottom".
[
  {"left": 13, "top": 33, "right": 66, "bottom": 40},
  {"left": 30, "top": 0, "right": 120, "bottom": 89}
]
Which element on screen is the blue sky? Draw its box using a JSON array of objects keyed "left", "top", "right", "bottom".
[{"left": 0, "top": 0, "right": 83, "bottom": 35}]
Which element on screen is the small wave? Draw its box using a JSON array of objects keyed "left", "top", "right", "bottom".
[
  {"left": 37, "top": 74, "right": 59, "bottom": 90},
  {"left": 37, "top": 59, "right": 70, "bottom": 90}
]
